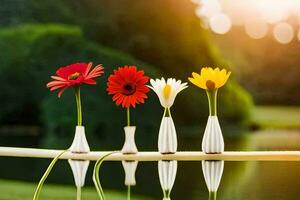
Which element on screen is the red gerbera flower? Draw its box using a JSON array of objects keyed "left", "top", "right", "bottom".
[
  {"left": 47, "top": 62, "right": 104, "bottom": 97},
  {"left": 107, "top": 66, "right": 150, "bottom": 108}
]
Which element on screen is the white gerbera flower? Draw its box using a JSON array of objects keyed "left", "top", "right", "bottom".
[
  {"left": 149, "top": 78, "right": 188, "bottom": 108},
  {"left": 149, "top": 77, "right": 188, "bottom": 154}
]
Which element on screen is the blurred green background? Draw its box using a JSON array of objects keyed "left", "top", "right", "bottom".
[{"left": 0, "top": 0, "right": 299, "bottom": 200}]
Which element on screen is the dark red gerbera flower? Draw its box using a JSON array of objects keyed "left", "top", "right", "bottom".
[
  {"left": 47, "top": 62, "right": 104, "bottom": 97},
  {"left": 107, "top": 66, "right": 150, "bottom": 108}
]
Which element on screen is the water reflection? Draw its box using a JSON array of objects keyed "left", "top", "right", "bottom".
[
  {"left": 158, "top": 160, "right": 177, "bottom": 200},
  {"left": 122, "top": 161, "right": 138, "bottom": 186},
  {"left": 122, "top": 160, "right": 138, "bottom": 199},
  {"left": 1, "top": 130, "right": 300, "bottom": 199},
  {"left": 202, "top": 161, "right": 224, "bottom": 200}
]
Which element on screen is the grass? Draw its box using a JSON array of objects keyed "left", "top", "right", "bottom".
[
  {"left": 0, "top": 179, "right": 151, "bottom": 200},
  {"left": 251, "top": 105, "right": 300, "bottom": 129}
]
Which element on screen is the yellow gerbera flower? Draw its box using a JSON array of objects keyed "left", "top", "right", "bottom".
[{"left": 188, "top": 67, "right": 231, "bottom": 90}]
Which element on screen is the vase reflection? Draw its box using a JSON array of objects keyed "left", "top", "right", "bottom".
[
  {"left": 202, "top": 160, "right": 224, "bottom": 200},
  {"left": 158, "top": 160, "right": 178, "bottom": 200}
]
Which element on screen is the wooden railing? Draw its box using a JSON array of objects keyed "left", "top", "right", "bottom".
[{"left": 1, "top": 147, "right": 300, "bottom": 161}]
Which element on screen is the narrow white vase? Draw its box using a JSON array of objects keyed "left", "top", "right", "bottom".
[
  {"left": 69, "top": 126, "right": 90, "bottom": 153},
  {"left": 202, "top": 160, "right": 224, "bottom": 192},
  {"left": 68, "top": 126, "right": 90, "bottom": 188},
  {"left": 122, "top": 161, "right": 138, "bottom": 186},
  {"left": 158, "top": 160, "right": 177, "bottom": 199},
  {"left": 121, "top": 126, "right": 138, "bottom": 154},
  {"left": 158, "top": 117, "right": 177, "bottom": 154},
  {"left": 202, "top": 116, "right": 224, "bottom": 154}
]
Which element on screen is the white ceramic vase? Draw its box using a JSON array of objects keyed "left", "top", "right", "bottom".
[
  {"left": 158, "top": 160, "right": 177, "bottom": 199},
  {"left": 122, "top": 161, "right": 138, "bottom": 186},
  {"left": 121, "top": 126, "right": 138, "bottom": 186},
  {"left": 202, "top": 160, "right": 224, "bottom": 192},
  {"left": 68, "top": 126, "right": 90, "bottom": 187},
  {"left": 158, "top": 117, "right": 177, "bottom": 154},
  {"left": 202, "top": 116, "right": 224, "bottom": 154},
  {"left": 121, "top": 126, "right": 138, "bottom": 154}
]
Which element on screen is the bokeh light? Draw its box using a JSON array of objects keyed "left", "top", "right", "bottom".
[
  {"left": 196, "top": 0, "right": 221, "bottom": 19},
  {"left": 195, "top": 0, "right": 300, "bottom": 44},
  {"left": 209, "top": 13, "right": 232, "bottom": 34},
  {"left": 273, "top": 22, "right": 294, "bottom": 44},
  {"left": 297, "top": 28, "right": 300, "bottom": 42},
  {"left": 245, "top": 19, "right": 268, "bottom": 39},
  {"left": 257, "top": 0, "right": 290, "bottom": 24}
]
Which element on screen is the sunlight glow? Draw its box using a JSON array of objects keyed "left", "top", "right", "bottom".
[
  {"left": 257, "top": 0, "right": 291, "bottom": 24},
  {"left": 196, "top": 0, "right": 221, "bottom": 19},
  {"left": 195, "top": 0, "right": 300, "bottom": 44}
]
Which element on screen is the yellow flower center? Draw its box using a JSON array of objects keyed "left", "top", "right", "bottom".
[
  {"left": 163, "top": 84, "right": 172, "bottom": 99},
  {"left": 206, "top": 80, "right": 216, "bottom": 90},
  {"left": 68, "top": 72, "right": 81, "bottom": 80}
]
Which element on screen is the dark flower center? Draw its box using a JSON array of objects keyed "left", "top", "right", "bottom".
[
  {"left": 68, "top": 72, "right": 81, "bottom": 80},
  {"left": 206, "top": 80, "right": 216, "bottom": 90},
  {"left": 123, "top": 83, "right": 136, "bottom": 95}
]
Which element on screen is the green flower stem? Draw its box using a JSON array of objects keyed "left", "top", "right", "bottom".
[
  {"left": 93, "top": 151, "right": 119, "bottom": 200},
  {"left": 209, "top": 191, "right": 217, "bottom": 200},
  {"left": 75, "top": 86, "right": 82, "bottom": 126},
  {"left": 206, "top": 89, "right": 218, "bottom": 116},
  {"left": 127, "top": 107, "right": 130, "bottom": 127},
  {"left": 162, "top": 189, "right": 167, "bottom": 199},
  {"left": 163, "top": 190, "right": 170, "bottom": 200},
  {"left": 163, "top": 107, "right": 172, "bottom": 118},
  {"left": 127, "top": 185, "right": 131, "bottom": 200},
  {"left": 77, "top": 186, "right": 81, "bottom": 200},
  {"left": 33, "top": 150, "right": 68, "bottom": 200},
  {"left": 163, "top": 108, "right": 167, "bottom": 117},
  {"left": 126, "top": 107, "right": 133, "bottom": 200}
]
